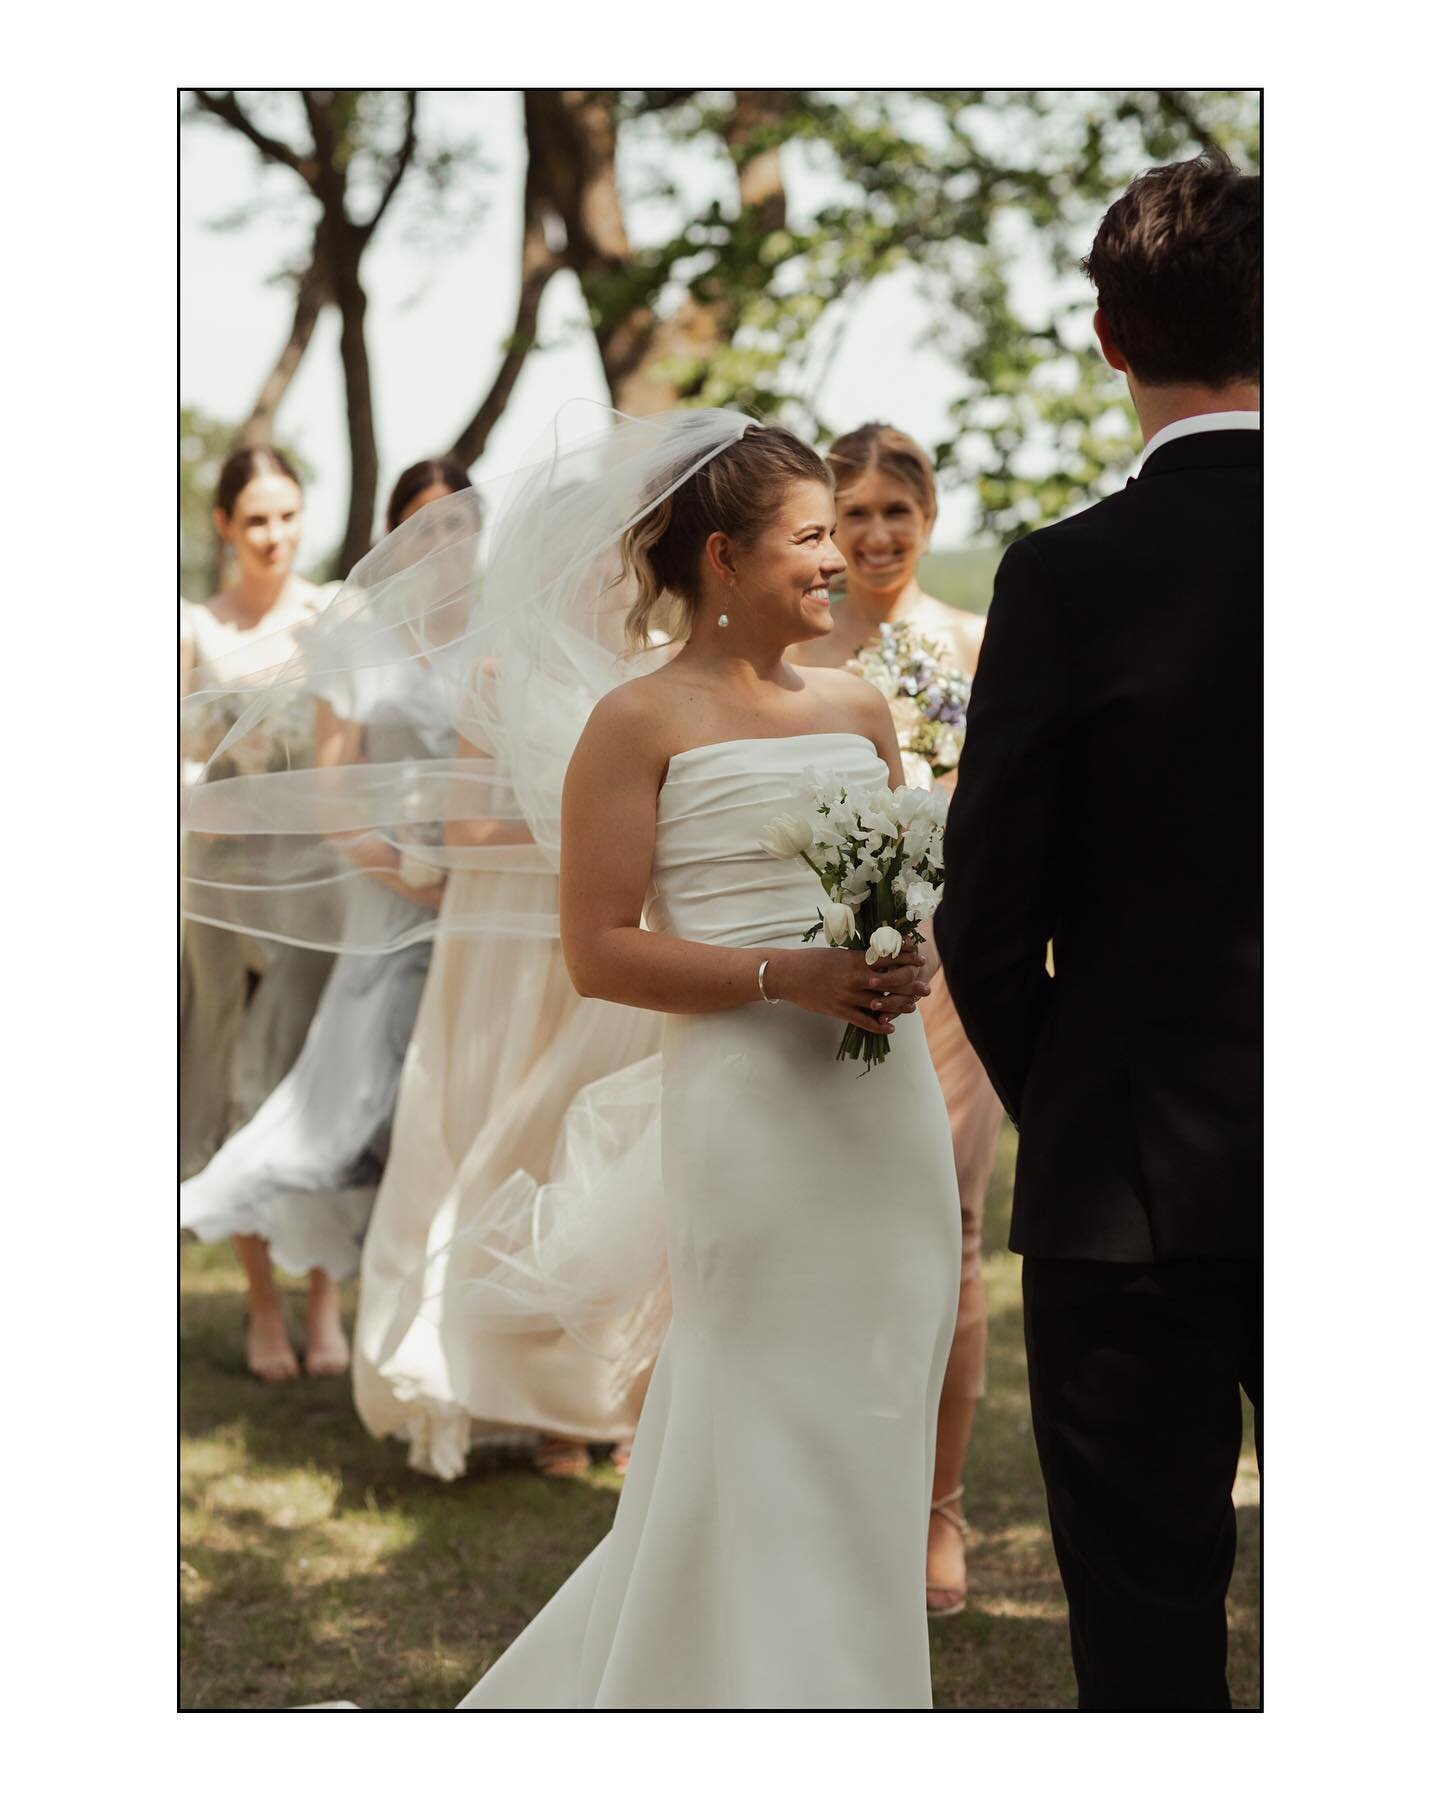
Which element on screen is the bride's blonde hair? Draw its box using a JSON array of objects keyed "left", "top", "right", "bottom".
[{"left": 619, "top": 424, "right": 832, "bottom": 652}]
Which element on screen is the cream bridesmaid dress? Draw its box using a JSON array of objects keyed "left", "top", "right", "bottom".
[
  {"left": 180, "top": 590, "right": 335, "bottom": 1178},
  {"left": 351, "top": 848, "right": 667, "bottom": 1477}
]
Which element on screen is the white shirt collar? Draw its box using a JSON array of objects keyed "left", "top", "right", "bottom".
[{"left": 1137, "top": 410, "right": 1260, "bottom": 470}]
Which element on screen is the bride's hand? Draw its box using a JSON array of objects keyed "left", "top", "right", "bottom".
[{"left": 764, "top": 948, "right": 931, "bottom": 1035}]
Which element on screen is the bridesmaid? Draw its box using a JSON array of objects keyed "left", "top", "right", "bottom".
[
  {"left": 181, "top": 458, "right": 471, "bottom": 1382},
  {"left": 790, "top": 421, "right": 1003, "bottom": 1614},
  {"left": 352, "top": 511, "right": 666, "bottom": 1482},
  {"left": 181, "top": 447, "right": 335, "bottom": 1379}
]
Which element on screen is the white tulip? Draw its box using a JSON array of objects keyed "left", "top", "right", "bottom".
[
  {"left": 757, "top": 814, "right": 814, "bottom": 859},
  {"left": 823, "top": 902, "right": 858, "bottom": 947},
  {"left": 904, "top": 879, "right": 941, "bottom": 922},
  {"left": 865, "top": 924, "right": 905, "bottom": 966}
]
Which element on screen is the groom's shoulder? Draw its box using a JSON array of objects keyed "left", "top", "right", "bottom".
[
  {"left": 996, "top": 483, "right": 1150, "bottom": 596},
  {"left": 1025, "top": 484, "right": 1136, "bottom": 560}
]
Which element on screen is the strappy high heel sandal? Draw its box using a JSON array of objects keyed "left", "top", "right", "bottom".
[{"left": 926, "top": 1486, "right": 969, "bottom": 1618}]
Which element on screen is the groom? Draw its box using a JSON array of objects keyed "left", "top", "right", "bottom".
[{"left": 934, "top": 151, "right": 1261, "bottom": 1711}]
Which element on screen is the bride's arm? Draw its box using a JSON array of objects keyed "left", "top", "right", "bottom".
[{"left": 560, "top": 691, "right": 923, "bottom": 1030}]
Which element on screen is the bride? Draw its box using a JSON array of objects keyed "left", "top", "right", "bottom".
[
  {"left": 186, "top": 406, "right": 963, "bottom": 1708},
  {"left": 462, "top": 413, "right": 960, "bottom": 1708}
]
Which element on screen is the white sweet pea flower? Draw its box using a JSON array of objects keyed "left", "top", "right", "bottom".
[
  {"left": 865, "top": 924, "right": 905, "bottom": 966},
  {"left": 841, "top": 856, "right": 880, "bottom": 903},
  {"left": 757, "top": 814, "right": 814, "bottom": 859},
  {"left": 823, "top": 901, "right": 858, "bottom": 947},
  {"left": 904, "top": 879, "right": 941, "bottom": 922},
  {"left": 804, "top": 768, "right": 847, "bottom": 809},
  {"left": 857, "top": 800, "right": 901, "bottom": 839},
  {"left": 889, "top": 786, "right": 932, "bottom": 829},
  {"left": 902, "top": 819, "right": 933, "bottom": 862}
]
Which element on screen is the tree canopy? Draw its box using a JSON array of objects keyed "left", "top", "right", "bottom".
[{"left": 183, "top": 89, "right": 1260, "bottom": 578}]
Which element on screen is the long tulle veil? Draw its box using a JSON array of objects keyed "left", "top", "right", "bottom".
[
  {"left": 181, "top": 401, "right": 754, "bottom": 1369},
  {"left": 182, "top": 402, "right": 752, "bottom": 951}
]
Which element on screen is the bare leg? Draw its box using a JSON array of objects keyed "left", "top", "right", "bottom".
[
  {"left": 233, "top": 1233, "right": 300, "bottom": 1382},
  {"left": 611, "top": 1358, "right": 655, "bottom": 1474},
  {"left": 920, "top": 967, "right": 1004, "bottom": 1611},
  {"left": 928, "top": 1388, "right": 978, "bottom": 1605},
  {"left": 305, "top": 1268, "right": 351, "bottom": 1377}
]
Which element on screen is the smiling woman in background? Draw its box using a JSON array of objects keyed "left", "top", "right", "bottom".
[
  {"left": 790, "top": 422, "right": 1002, "bottom": 1617},
  {"left": 181, "top": 457, "right": 472, "bottom": 1384},
  {"left": 180, "top": 448, "right": 335, "bottom": 1321}
]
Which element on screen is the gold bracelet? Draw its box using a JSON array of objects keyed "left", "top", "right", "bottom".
[{"left": 757, "top": 957, "right": 782, "bottom": 1005}]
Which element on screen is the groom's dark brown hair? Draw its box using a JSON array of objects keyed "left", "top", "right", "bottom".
[{"left": 1083, "top": 149, "right": 1260, "bottom": 387}]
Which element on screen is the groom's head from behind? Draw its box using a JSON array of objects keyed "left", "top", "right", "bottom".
[{"left": 1084, "top": 150, "right": 1260, "bottom": 413}]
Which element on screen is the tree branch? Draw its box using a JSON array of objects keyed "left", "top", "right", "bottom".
[
  {"left": 449, "top": 141, "right": 563, "bottom": 467},
  {"left": 363, "top": 90, "right": 420, "bottom": 237},
  {"left": 191, "top": 90, "right": 318, "bottom": 187},
  {"left": 236, "top": 251, "right": 329, "bottom": 447}
]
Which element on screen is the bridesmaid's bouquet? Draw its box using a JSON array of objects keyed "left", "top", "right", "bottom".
[
  {"left": 846, "top": 621, "right": 971, "bottom": 781},
  {"left": 758, "top": 773, "right": 948, "bottom": 1073},
  {"left": 396, "top": 820, "right": 448, "bottom": 892}
]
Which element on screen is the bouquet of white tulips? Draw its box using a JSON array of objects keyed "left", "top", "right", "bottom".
[{"left": 758, "top": 771, "right": 948, "bottom": 1072}]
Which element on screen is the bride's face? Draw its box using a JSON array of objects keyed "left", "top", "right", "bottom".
[
  {"left": 730, "top": 479, "right": 845, "bottom": 645},
  {"left": 832, "top": 468, "right": 931, "bottom": 603}
]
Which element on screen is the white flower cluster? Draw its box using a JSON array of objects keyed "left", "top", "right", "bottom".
[
  {"left": 759, "top": 771, "right": 946, "bottom": 933},
  {"left": 758, "top": 772, "right": 948, "bottom": 1071},
  {"left": 181, "top": 688, "right": 316, "bottom": 780}
]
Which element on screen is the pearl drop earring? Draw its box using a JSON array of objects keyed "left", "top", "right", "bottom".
[{"left": 717, "top": 612, "right": 730, "bottom": 629}]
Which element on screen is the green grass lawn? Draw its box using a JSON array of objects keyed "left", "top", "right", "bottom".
[{"left": 180, "top": 1123, "right": 1259, "bottom": 1710}]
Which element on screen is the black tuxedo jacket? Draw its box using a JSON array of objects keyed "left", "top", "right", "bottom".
[{"left": 934, "top": 429, "right": 1260, "bottom": 1261}]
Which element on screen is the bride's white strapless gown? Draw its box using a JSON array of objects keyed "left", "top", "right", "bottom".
[{"left": 458, "top": 734, "right": 962, "bottom": 1710}]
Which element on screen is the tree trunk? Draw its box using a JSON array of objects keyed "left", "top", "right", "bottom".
[
  {"left": 536, "top": 89, "right": 792, "bottom": 417},
  {"left": 450, "top": 109, "right": 563, "bottom": 467},
  {"left": 332, "top": 229, "right": 379, "bottom": 577},
  {"left": 525, "top": 91, "right": 663, "bottom": 409}
]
